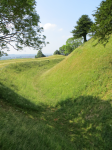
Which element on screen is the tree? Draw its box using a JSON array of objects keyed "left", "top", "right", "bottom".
[
  {"left": 66, "top": 37, "right": 83, "bottom": 49},
  {"left": 64, "top": 44, "right": 73, "bottom": 55},
  {"left": 59, "top": 45, "right": 66, "bottom": 55},
  {"left": 0, "top": 0, "right": 46, "bottom": 56},
  {"left": 59, "top": 46, "right": 65, "bottom": 55},
  {"left": 71, "top": 15, "right": 93, "bottom": 42},
  {"left": 59, "top": 37, "right": 83, "bottom": 55},
  {"left": 35, "top": 50, "right": 46, "bottom": 58},
  {"left": 53, "top": 50, "right": 60, "bottom": 55},
  {"left": 91, "top": 0, "right": 112, "bottom": 46}
]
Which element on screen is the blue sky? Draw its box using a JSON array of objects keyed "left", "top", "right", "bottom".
[{"left": 8, "top": 0, "right": 102, "bottom": 54}]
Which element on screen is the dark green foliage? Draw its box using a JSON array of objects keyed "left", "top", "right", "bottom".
[
  {"left": 35, "top": 50, "right": 46, "bottom": 58},
  {"left": 71, "top": 15, "right": 93, "bottom": 42},
  {"left": 91, "top": 0, "right": 112, "bottom": 46},
  {"left": 0, "top": 0, "right": 46, "bottom": 55},
  {"left": 53, "top": 50, "right": 60, "bottom": 55}
]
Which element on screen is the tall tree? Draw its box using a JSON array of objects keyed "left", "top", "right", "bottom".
[
  {"left": 71, "top": 15, "right": 93, "bottom": 42},
  {"left": 0, "top": 0, "right": 46, "bottom": 56},
  {"left": 91, "top": 0, "right": 112, "bottom": 46}
]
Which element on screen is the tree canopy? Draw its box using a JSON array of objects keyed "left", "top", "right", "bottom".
[
  {"left": 71, "top": 15, "right": 93, "bottom": 42},
  {"left": 0, "top": 0, "right": 46, "bottom": 56},
  {"left": 59, "top": 37, "right": 83, "bottom": 55},
  {"left": 66, "top": 37, "right": 83, "bottom": 49},
  {"left": 59, "top": 45, "right": 66, "bottom": 55},
  {"left": 91, "top": 0, "right": 112, "bottom": 46}
]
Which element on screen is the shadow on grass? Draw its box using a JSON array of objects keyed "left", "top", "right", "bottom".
[
  {"left": 0, "top": 82, "right": 47, "bottom": 113},
  {"left": 47, "top": 96, "right": 112, "bottom": 149},
  {"left": 0, "top": 82, "right": 112, "bottom": 149}
]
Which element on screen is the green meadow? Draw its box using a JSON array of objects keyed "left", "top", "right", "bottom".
[{"left": 0, "top": 37, "right": 112, "bottom": 149}]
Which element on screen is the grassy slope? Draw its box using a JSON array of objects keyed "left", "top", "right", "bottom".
[
  {"left": 0, "top": 38, "right": 112, "bottom": 150},
  {"left": 38, "top": 37, "right": 112, "bottom": 103},
  {"left": 0, "top": 55, "right": 65, "bottom": 106},
  {"left": 0, "top": 56, "right": 75, "bottom": 150}
]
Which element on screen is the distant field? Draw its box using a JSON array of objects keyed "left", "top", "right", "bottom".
[
  {"left": 0, "top": 55, "right": 65, "bottom": 68},
  {"left": 0, "top": 37, "right": 112, "bottom": 150}
]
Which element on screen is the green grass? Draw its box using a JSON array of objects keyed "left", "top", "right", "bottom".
[
  {"left": 38, "top": 37, "right": 112, "bottom": 102},
  {"left": 0, "top": 55, "right": 65, "bottom": 68},
  {"left": 0, "top": 36, "right": 112, "bottom": 150}
]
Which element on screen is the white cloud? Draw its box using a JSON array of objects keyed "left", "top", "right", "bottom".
[
  {"left": 59, "top": 28, "right": 63, "bottom": 31},
  {"left": 40, "top": 23, "right": 56, "bottom": 30}
]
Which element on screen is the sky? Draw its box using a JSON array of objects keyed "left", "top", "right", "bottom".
[{"left": 8, "top": 0, "right": 103, "bottom": 55}]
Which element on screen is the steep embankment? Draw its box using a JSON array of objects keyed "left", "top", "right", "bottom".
[{"left": 38, "top": 37, "right": 112, "bottom": 104}]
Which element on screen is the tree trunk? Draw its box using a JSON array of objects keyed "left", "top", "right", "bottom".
[{"left": 83, "top": 34, "right": 87, "bottom": 42}]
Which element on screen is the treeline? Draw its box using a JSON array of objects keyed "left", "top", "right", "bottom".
[{"left": 54, "top": 37, "right": 83, "bottom": 55}]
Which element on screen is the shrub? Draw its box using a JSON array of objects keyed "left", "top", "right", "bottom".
[
  {"left": 35, "top": 50, "right": 46, "bottom": 58},
  {"left": 53, "top": 50, "right": 60, "bottom": 55}
]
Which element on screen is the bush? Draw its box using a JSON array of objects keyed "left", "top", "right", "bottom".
[
  {"left": 35, "top": 50, "right": 46, "bottom": 58},
  {"left": 53, "top": 50, "right": 60, "bottom": 55}
]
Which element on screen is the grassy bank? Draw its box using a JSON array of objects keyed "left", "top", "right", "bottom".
[
  {"left": 0, "top": 36, "right": 112, "bottom": 149},
  {"left": 38, "top": 37, "right": 112, "bottom": 102}
]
